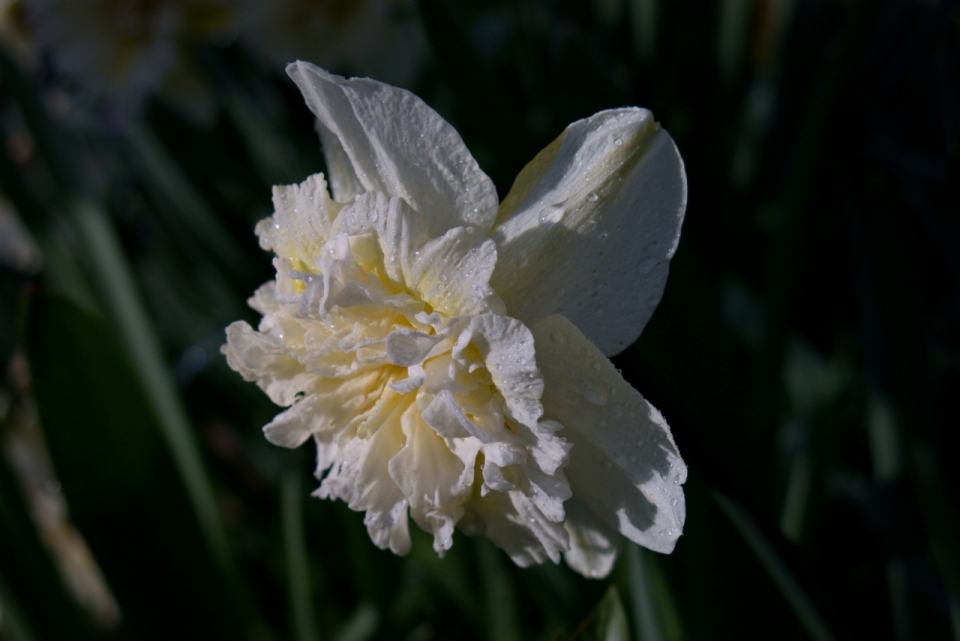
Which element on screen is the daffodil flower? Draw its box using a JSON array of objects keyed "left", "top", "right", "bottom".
[{"left": 223, "top": 61, "right": 688, "bottom": 578}]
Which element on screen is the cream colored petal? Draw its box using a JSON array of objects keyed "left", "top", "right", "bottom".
[
  {"left": 335, "top": 192, "right": 503, "bottom": 315},
  {"left": 287, "top": 61, "right": 500, "bottom": 237},
  {"left": 531, "top": 314, "right": 686, "bottom": 554},
  {"left": 221, "top": 320, "right": 314, "bottom": 407},
  {"left": 389, "top": 403, "right": 476, "bottom": 553},
  {"left": 562, "top": 497, "right": 623, "bottom": 579},
  {"left": 490, "top": 109, "right": 687, "bottom": 356},
  {"left": 264, "top": 369, "right": 389, "bottom": 448},
  {"left": 320, "top": 394, "right": 413, "bottom": 555},
  {"left": 403, "top": 226, "right": 503, "bottom": 316},
  {"left": 316, "top": 120, "right": 364, "bottom": 202},
  {"left": 256, "top": 173, "right": 339, "bottom": 265}
]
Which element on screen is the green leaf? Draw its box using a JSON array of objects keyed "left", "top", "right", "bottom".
[
  {"left": 568, "top": 586, "right": 629, "bottom": 641},
  {"left": 711, "top": 491, "right": 835, "bottom": 641},
  {"left": 26, "top": 292, "right": 249, "bottom": 640},
  {"left": 282, "top": 468, "right": 321, "bottom": 641}
]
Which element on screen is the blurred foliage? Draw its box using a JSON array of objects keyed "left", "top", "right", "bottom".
[{"left": 0, "top": 0, "right": 958, "bottom": 640}]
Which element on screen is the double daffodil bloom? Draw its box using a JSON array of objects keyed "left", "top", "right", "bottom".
[{"left": 223, "top": 61, "right": 688, "bottom": 578}]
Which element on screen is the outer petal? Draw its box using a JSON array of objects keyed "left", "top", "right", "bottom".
[
  {"left": 287, "top": 61, "right": 500, "bottom": 237},
  {"left": 530, "top": 314, "right": 687, "bottom": 554},
  {"left": 490, "top": 109, "right": 687, "bottom": 356},
  {"left": 316, "top": 120, "right": 364, "bottom": 203}
]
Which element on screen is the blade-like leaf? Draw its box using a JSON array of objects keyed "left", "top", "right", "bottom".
[
  {"left": 26, "top": 292, "right": 247, "bottom": 640},
  {"left": 711, "top": 491, "right": 834, "bottom": 641},
  {"left": 569, "top": 586, "right": 630, "bottom": 641}
]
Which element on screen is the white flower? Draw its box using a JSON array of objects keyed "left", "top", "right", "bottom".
[{"left": 223, "top": 61, "right": 688, "bottom": 579}]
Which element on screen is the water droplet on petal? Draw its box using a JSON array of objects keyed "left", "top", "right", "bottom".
[
  {"left": 671, "top": 498, "right": 678, "bottom": 506},
  {"left": 587, "top": 192, "right": 599, "bottom": 202},
  {"left": 584, "top": 384, "right": 608, "bottom": 406},
  {"left": 614, "top": 137, "right": 623, "bottom": 146}
]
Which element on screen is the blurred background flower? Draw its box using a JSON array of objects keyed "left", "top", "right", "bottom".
[{"left": 0, "top": 0, "right": 957, "bottom": 640}]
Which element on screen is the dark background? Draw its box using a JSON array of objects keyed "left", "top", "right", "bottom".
[{"left": 0, "top": 0, "right": 958, "bottom": 640}]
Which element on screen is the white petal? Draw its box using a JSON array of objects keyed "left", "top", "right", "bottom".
[
  {"left": 316, "top": 120, "right": 364, "bottom": 202},
  {"left": 385, "top": 329, "right": 442, "bottom": 366},
  {"left": 562, "top": 497, "right": 623, "bottom": 579},
  {"left": 468, "top": 314, "right": 544, "bottom": 429},
  {"left": 287, "top": 61, "right": 500, "bottom": 236},
  {"left": 490, "top": 109, "right": 687, "bottom": 356},
  {"left": 461, "top": 488, "right": 569, "bottom": 567},
  {"left": 530, "top": 314, "right": 687, "bottom": 553},
  {"left": 422, "top": 390, "right": 491, "bottom": 441}
]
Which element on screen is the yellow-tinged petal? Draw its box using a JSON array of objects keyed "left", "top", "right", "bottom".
[{"left": 491, "top": 109, "right": 687, "bottom": 356}]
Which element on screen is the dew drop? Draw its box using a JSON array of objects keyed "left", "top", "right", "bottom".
[
  {"left": 599, "top": 232, "right": 609, "bottom": 240},
  {"left": 671, "top": 498, "right": 678, "bottom": 506},
  {"left": 614, "top": 137, "right": 622, "bottom": 146},
  {"left": 538, "top": 206, "right": 564, "bottom": 228},
  {"left": 584, "top": 384, "right": 608, "bottom": 406},
  {"left": 587, "top": 192, "right": 599, "bottom": 202}
]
